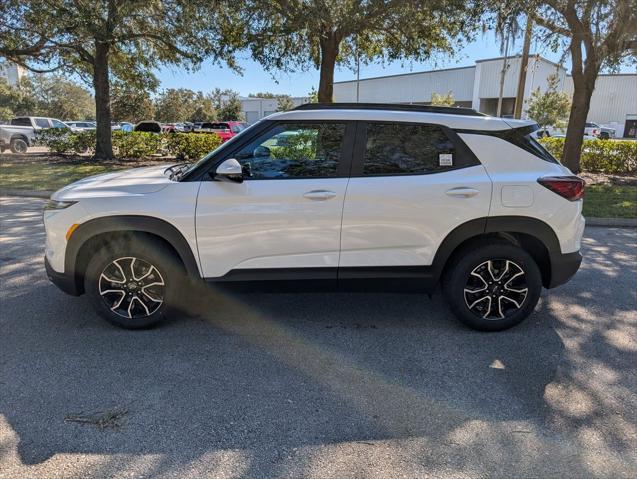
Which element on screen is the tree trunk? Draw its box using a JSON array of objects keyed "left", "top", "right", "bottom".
[
  {"left": 514, "top": 18, "right": 533, "bottom": 119},
  {"left": 318, "top": 35, "right": 339, "bottom": 103},
  {"left": 562, "top": 40, "right": 598, "bottom": 174},
  {"left": 92, "top": 41, "right": 113, "bottom": 160}
]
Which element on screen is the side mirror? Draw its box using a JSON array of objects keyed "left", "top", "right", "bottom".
[{"left": 214, "top": 158, "right": 243, "bottom": 183}]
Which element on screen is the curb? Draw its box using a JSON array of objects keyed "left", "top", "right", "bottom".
[
  {"left": 586, "top": 217, "right": 637, "bottom": 227},
  {"left": 1, "top": 189, "right": 53, "bottom": 199},
  {"left": 1, "top": 189, "right": 636, "bottom": 228}
]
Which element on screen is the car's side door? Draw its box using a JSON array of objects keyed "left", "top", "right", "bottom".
[
  {"left": 339, "top": 121, "right": 492, "bottom": 274},
  {"left": 195, "top": 120, "right": 354, "bottom": 279}
]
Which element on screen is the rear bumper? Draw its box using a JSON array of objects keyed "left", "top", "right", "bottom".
[
  {"left": 548, "top": 251, "right": 582, "bottom": 288},
  {"left": 44, "top": 256, "right": 80, "bottom": 296}
]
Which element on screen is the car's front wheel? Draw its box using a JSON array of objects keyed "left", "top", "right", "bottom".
[
  {"left": 442, "top": 241, "right": 542, "bottom": 331},
  {"left": 84, "top": 237, "right": 183, "bottom": 329}
]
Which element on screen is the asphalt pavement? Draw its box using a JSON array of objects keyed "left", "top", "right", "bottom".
[{"left": 1, "top": 196, "right": 636, "bottom": 479}]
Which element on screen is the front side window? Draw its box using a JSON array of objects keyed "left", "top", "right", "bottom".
[
  {"left": 234, "top": 122, "right": 346, "bottom": 179},
  {"left": 362, "top": 123, "right": 456, "bottom": 175}
]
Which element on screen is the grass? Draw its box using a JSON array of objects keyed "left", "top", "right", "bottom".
[
  {"left": 1, "top": 154, "right": 636, "bottom": 218},
  {"left": 0, "top": 162, "right": 123, "bottom": 191},
  {"left": 583, "top": 185, "right": 637, "bottom": 219}
]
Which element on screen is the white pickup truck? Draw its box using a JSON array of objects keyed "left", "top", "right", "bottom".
[{"left": 0, "top": 124, "right": 36, "bottom": 153}]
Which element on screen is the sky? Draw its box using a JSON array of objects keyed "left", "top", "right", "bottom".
[{"left": 154, "top": 31, "right": 636, "bottom": 98}]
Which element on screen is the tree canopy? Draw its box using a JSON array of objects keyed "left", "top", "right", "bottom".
[
  {"left": 430, "top": 91, "right": 455, "bottom": 106},
  {"left": 0, "top": 0, "right": 242, "bottom": 159},
  {"left": 243, "top": 0, "right": 485, "bottom": 102}
]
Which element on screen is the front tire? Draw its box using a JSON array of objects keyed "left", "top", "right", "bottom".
[
  {"left": 442, "top": 241, "right": 542, "bottom": 331},
  {"left": 10, "top": 138, "right": 28, "bottom": 154},
  {"left": 84, "top": 237, "right": 183, "bottom": 329}
]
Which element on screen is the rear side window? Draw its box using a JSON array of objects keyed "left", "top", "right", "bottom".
[
  {"left": 11, "top": 118, "right": 31, "bottom": 126},
  {"left": 362, "top": 123, "right": 456, "bottom": 175},
  {"left": 35, "top": 118, "right": 50, "bottom": 128}
]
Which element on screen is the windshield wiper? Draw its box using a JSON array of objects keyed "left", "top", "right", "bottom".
[{"left": 164, "top": 162, "right": 191, "bottom": 181}]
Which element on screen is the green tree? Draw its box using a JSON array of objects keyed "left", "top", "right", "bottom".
[
  {"left": 211, "top": 88, "right": 244, "bottom": 121},
  {"left": 522, "top": 0, "right": 636, "bottom": 172},
  {"left": 0, "top": 0, "right": 241, "bottom": 159},
  {"left": 189, "top": 92, "right": 217, "bottom": 122},
  {"left": 0, "top": 77, "right": 36, "bottom": 117},
  {"left": 110, "top": 80, "right": 156, "bottom": 123},
  {"left": 430, "top": 91, "right": 455, "bottom": 106},
  {"left": 525, "top": 73, "right": 571, "bottom": 131},
  {"left": 276, "top": 95, "right": 295, "bottom": 111},
  {"left": 154, "top": 88, "right": 198, "bottom": 123},
  {"left": 27, "top": 75, "right": 95, "bottom": 119},
  {"left": 243, "top": 0, "right": 485, "bottom": 102}
]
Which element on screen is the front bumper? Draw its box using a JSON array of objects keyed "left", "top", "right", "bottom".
[
  {"left": 548, "top": 251, "right": 582, "bottom": 288},
  {"left": 44, "top": 256, "right": 81, "bottom": 296}
]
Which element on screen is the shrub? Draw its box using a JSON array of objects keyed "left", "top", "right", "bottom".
[
  {"left": 111, "top": 131, "right": 164, "bottom": 158},
  {"left": 539, "top": 137, "right": 637, "bottom": 174},
  {"left": 165, "top": 132, "right": 222, "bottom": 160}
]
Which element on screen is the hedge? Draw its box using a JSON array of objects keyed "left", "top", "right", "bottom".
[
  {"left": 38, "top": 129, "right": 222, "bottom": 160},
  {"left": 539, "top": 137, "right": 637, "bottom": 174}
]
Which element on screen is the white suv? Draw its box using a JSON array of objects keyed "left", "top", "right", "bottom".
[{"left": 44, "top": 104, "right": 585, "bottom": 331}]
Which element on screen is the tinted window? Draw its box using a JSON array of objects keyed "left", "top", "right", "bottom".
[
  {"left": 11, "top": 118, "right": 31, "bottom": 126},
  {"left": 35, "top": 118, "right": 50, "bottom": 128},
  {"left": 234, "top": 123, "right": 345, "bottom": 179},
  {"left": 363, "top": 123, "right": 455, "bottom": 175},
  {"left": 231, "top": 123, "right": 246, "bottom": 133}
]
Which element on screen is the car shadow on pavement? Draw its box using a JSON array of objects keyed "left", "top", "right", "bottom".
[{"left": 1, "top": 198, "right": 635, "bottom": 478}]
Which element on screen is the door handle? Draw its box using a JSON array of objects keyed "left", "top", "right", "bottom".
[
  {"left": 445, "top": 187, "right": 479, "bottom": 198},
  {"left": 303, "top": 190, "right": 337, "bottom": 201}
]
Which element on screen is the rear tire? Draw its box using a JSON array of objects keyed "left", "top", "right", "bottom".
[
  {"left": 10, "top": 138, "right": 28, "bottom": 154},
  {"left": 442, "top": 241, "right": 542, "bottom": 331},
  {"left": 84, "top": 236, "right": 184, "bottom": 329}
]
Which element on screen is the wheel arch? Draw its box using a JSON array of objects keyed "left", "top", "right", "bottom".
[
  {"left": 66, "top": 215, "right": 201, "bottom": 294},
  {"left": 432, "top": 216, "right": 560, "bottom": 288}
]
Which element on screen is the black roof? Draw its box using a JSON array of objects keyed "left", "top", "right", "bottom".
[{"left": 293, "top": 103, "right": 485, "bottom": 117}]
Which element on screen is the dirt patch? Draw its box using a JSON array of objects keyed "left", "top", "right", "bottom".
[{"left": 579, "top": 172, "right": 637, "bottom": 187}]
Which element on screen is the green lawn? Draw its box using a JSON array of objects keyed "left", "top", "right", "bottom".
[
  {"left": 583, "top": 185, "right": 637, "bottom": 219},
  {"left": 1, "top": 157, "right": 636, "bottom": 218},
  {"left": 0, "top": 161, "right": 124, "bottom": 191}
]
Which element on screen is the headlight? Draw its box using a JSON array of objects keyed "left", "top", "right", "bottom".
[{"left": 44, "top": 200, "right": 77, "bottom": 210}]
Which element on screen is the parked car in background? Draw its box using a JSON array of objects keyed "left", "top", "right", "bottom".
[
  {"left": 161, "top": 123, "right": 187, "bottom": 133},
  {"left": 0, "top": 123, "right": 36, "bottom": 153},
  {"left": 584, "top": 122, "right": 616, "bottom": 139},
  {"left": 112, "top": 122, "right": 134, "bottom": 132},
  {"left": 11, "top": 116, "right": 70, "bottom": 131},
  {"left": 66, "top": 121, "right": 96, "bottom": 132},
  {"left": 193, "top": 121, "right": 247, "bottom": 142},
  {"left": 133, "top": 121, "right": 162, "bottom": 133}
]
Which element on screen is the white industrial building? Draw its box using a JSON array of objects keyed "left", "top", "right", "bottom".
[
  {"left": 241, "top": 96, "right": 310, "bottom": 124},
  {"left": 333, "top": 55, "right": 637, "bottom": 138},
  {"left": 0, "top": 61, "right": 26, "bottom": 87}
]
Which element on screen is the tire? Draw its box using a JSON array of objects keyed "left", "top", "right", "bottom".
[
  {"left": 599, "top": 132, "right": 609, "bottom": 140},
  {"left": 10, "top": 137, "right": 28, "bottom": 154},
  {"left": 442, "top": 241, "right": 542, "bottom": 331},
  {"left": 84, "top": 236, "right": 185, "bottom": 329}
]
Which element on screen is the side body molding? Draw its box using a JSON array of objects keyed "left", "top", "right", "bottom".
[{"left": 65, "top": 215, "right": 201, "bottom": 284}]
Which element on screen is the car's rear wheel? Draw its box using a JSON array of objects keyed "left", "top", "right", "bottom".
[
  {"left": 84, "top": 237, "right": 183, "bottom": 329},
  {"left": 10, "top": 137, "right": 28, "bottom": 154},
  {"left": 442, "top": 241, "right": 542, "bottom": 331}
]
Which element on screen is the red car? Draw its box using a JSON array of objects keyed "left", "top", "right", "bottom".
[{"left": 194, "top": 121, "right": 247, "bottom": 142}]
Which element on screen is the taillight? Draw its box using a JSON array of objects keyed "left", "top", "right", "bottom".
[
  {"left": 538, "top": 176, "right": 585, "bottom": 201},
  {"left": 592, "top": 129, "right": 599, "bottom": 136}
]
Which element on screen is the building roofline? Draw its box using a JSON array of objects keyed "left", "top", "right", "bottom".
[
  {"left": 475, "top": 54, "right": 565, "bottom": 69},
  {"left": 334, "top": 65, "right": 475, "bottom": 85}
]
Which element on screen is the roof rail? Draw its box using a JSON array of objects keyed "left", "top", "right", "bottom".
[{"left": 293, "top": 102, "right": 486, "bottom": 117}]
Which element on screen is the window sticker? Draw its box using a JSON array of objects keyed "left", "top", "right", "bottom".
[{"left": 439, "top": 153, "right": 453, "bottom": 167}]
